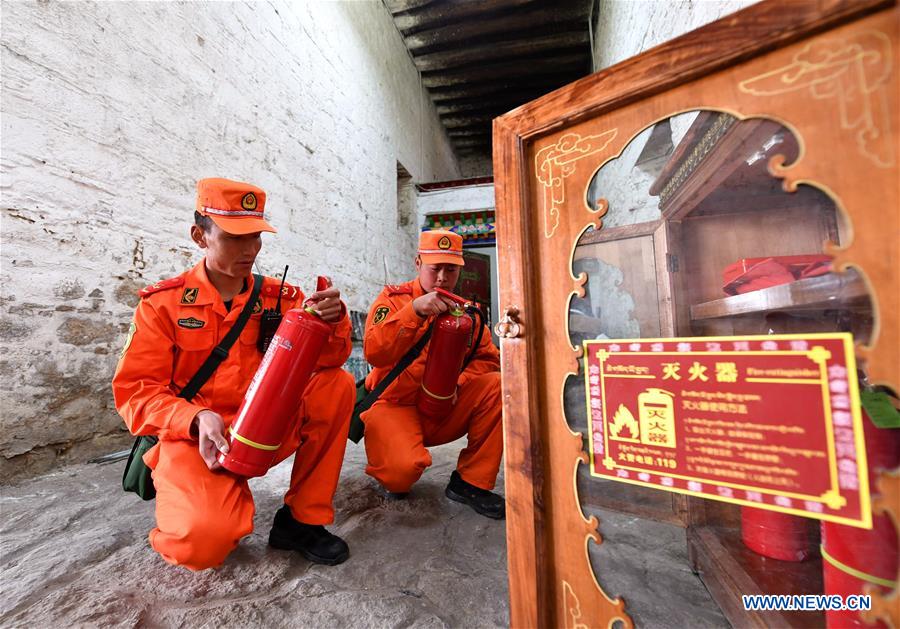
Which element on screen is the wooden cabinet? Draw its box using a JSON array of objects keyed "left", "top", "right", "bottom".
[{"left": 493, "top": 1, "right": 899, "bottom": 627}]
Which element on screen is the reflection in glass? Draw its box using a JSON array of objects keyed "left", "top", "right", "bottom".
[{"left": 566, "top": 110, "right": 876, "bottom": 626}]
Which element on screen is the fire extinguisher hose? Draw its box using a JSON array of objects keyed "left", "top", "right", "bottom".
[
  {"left": 821, "top": 545, "right": 898, "bottom": 588},
  {"left": 463, "top": 305, "right": 484, "bottom": 369}
]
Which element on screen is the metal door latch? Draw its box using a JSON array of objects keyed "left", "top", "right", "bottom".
[{"left": 494, "top": 305, "right": 523, "bottom": 339}]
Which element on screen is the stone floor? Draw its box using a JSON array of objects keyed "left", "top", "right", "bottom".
[
  {"left": 588, "top": 510, "right": 728, "bottom": 628},
  {"left": 0, "top": 441, "right": 509, "bottom": 628},
  {"left": 1, "top": 440, "right": 727, "bottom": 628}
]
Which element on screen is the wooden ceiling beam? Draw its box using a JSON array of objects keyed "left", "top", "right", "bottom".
[
  {"left": 446, "top": 124, "right": 493, "bottom": 136},
  {"left": 441, "top": 114, "right": 495, "bottom": 129},
  {"left": 422, "top": 52, "right": 590, "bottom": 88},
  {"left": 447, "top": 129, "right": 492, "bottom": 138},
  {"left": 435, "top": 91, "right": 559, "bottom": 116},
  {"left": 452, "top": 137, "right": 492, "bottom": 148},
  {"left": 384, "top": 0, "right": 435, "bottom": 15},
  {"left": 403, "top": 6, "right": 590, "bottom": 54},
  {"left": 392, "top": 0, "right": 538, "bottom": 34},
  {"left": 428, "top": 72, "right": 585, "bottom": 102},
  {"left": 454, "top": 148, "right": 491, "bottom": 158},
  {"left": 412, "top": 32, "right": 589, "bottom": 73}
]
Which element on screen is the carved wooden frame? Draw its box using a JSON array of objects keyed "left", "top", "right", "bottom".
[{"left": 492, "top": 1, "right": 899, "bottom": 626}]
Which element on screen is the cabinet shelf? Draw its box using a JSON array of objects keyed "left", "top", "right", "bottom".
[
  {"left": 688, "top": 525, "right": 824, "bottom": 628},
  {"left": 690, "top": 272, "right": 869, "bottom": 321}
]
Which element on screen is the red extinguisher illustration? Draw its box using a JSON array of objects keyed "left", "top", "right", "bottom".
[
  {"left": 219, "top": 276, "right": 333, "bottom": 477},
  {"left": 416, "top": 288, "right": 483, "bottom": 421}
]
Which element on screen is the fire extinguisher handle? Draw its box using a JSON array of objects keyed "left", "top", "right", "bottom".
[
  {"left": 303, "top": 276, "right": 334, "bottom": 318},
  {"left": 316, "top": 276, "right": 332, "bottom": 292},
  {"left": 434, "top": 287, "right": 467, "bottom": 306}
]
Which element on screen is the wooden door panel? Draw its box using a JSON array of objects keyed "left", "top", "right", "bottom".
[{"left": 495, "top": 2, "right": 899, "bottom": 627}]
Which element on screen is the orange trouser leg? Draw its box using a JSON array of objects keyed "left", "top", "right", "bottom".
[
  {"left": 275, "top": 366, "right": 354, "bottom": 525},
  {"left": 149, "top": 367, "right": 354, "bottom": 569},
  {"left": 150, "top": 439, "right": 254, "bottom": 571},
  {"left": 423, "top": 371, "right": 503, "bottom": 490},
  {"left": 362, "top": 402, "right": 433, "bottom": 492},
  {"left": 362, "top": 371, "right": 503, "bottom": 492}
]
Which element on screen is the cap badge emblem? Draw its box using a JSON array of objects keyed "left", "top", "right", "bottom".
[{"left": 241, "top": 192, "right": 257, "bottom": 211}]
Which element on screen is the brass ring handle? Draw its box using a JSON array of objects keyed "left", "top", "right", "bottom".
[{"left": 494, "top": 305, "right": 523, "bottom": 339}]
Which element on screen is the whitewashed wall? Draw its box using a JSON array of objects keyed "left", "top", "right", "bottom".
[
  {"left": 592, "top": 0, "right": 760, "bottom": 71},
  {"left": 0, "top": 0, "right": 460, "bottom": 479}
]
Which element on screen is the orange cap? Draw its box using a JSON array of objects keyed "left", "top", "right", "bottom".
[
  {"left": 195, "top": 178, "right": 276, "bottom": 235},
  {"left": 418, "top": 229, "right": 464, "bottom": 266}
]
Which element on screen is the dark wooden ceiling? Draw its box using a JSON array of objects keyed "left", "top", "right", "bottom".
[{"left": 385, "top": 0, "right": 596, "bottom": 163}]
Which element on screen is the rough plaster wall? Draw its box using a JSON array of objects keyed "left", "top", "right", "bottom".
[
  {"left": 592, "top": 0, "right": 761, "bottom": 72},
  {"left": 415, "top": 183, "right": 495, "bottom": 228},
  {"left": 0, "top": 0, "right": 459, "bottom": 480},
  {"left": 587, "top": 110, "right": 698, "bottom": 228}
]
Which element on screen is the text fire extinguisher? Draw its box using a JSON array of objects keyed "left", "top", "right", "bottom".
[
  {"left": 219, "top": 276, "right": 333, "bottom": 477},
  {"left": 416, "top": 288, "right": 484, "bottom": 421},
  {"left": 821, "top": 402, "right": 899, "bottom": 628}
]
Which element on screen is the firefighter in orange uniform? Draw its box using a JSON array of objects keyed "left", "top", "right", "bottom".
[
  {"left": 361, "top": 230, "right": 504, "bottom": 519},
  {"left": 113, "top": 178, "right": 355, "bottom": 570}
]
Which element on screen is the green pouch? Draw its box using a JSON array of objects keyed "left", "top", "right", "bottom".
[
  {"left": 122, "top": 435, "right": 158, "bottom": 500},
  {"left": 348, "top": 379, "right": 367, "bottom": 444},
  {"left": 347, "top": 325, "right": 434, "bottom": 444}
]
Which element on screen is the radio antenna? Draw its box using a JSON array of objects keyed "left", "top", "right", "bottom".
[{"left": 276, "top": 265, "right": 289, "bottom": 310}]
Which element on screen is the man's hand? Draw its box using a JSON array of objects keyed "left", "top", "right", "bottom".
[
  {"left": 306, "top": 286, "right": 343, "bottom": 323},
  {"left": 193, "top": 410, "right": 229, "bottom": 471},
  {"left": 412, "top": 291, "right": 457, "bottom": 318}
]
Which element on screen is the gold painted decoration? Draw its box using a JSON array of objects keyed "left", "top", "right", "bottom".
[
  {"left": 562, "top": 581, "right": 590, "bottom": 629},
  {"left": 739, "top": 31, "right": 895, "bottom": 168},
  {"left": 535, "top": 131, "right": 618, "bottom": 239}
]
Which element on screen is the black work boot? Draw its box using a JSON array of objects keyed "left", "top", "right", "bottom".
[
  {"left": 268, "top": 505, "right": 349, "bottom": 565},
  {"left": 445, "top": 470, "right": 506, "bottom": 520}
]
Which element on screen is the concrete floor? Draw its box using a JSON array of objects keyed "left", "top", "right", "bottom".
[{"left": 1, "top": 440, "right": 726, "bottom": 628}]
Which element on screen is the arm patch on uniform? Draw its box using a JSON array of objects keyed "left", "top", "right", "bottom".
[
  {"left": 180, "top": 287, "right": 199, "bottom": 304},
  {"left": 373, "top": 306, "right": 390, "bottom": 324}
]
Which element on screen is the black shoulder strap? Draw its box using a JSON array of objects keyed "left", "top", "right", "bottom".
[
  {"left": 358, "top": 324, "right": 433, "bottom": 412},
  {"left": 178, "top": 274, "right": 263, "bottom": 401}
]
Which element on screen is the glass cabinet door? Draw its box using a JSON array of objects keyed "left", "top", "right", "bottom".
[{"left": 494, "top": 5, "right": 899, "bottom": 628}]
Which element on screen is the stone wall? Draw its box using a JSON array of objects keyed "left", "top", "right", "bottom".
[{"left": 0, "top": 0, "right": 460, "bottom": 480}]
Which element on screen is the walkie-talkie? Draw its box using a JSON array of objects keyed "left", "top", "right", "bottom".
[{"left": 258, "top": 265, "right": 288, "bottom": 353}]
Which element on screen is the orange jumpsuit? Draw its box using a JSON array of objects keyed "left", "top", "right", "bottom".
[
  {"left": 112, "top": 261, "right": 354, "bottom": 570},
  {"left": 362, "top": 279, "right": 502, "bottom": 493}
]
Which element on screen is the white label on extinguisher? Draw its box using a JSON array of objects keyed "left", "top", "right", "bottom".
[{"left": 242, "top": 333, "right": 284, "bottom": 407}]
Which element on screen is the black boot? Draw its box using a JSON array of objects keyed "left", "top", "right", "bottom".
[
  {"left": 445, "top": 470, "right": 506, "bottom": 520},
  {"left": 268, "top": 505, "right": 349, "bottom": 565}
]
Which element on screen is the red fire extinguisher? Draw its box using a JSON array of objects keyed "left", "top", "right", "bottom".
[
  {"left": 821, "top": 404, "right": 899, "bottom": 628},
  {"left": 219, "top": 277, "right": 333, "bottom": 477},
  {"left": 416, "top": 288, "right": 481, "bottom": 421},
  {"left": 740, "top": 506, "right": 816, "bottom": 562}
]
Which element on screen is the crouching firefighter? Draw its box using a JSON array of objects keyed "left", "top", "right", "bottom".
[
  {"left": 112, "top": 178, "right": 355, "bottom": 570},
  {"left": 360, "top": 229, "right": 505, "bottom": 519}
]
